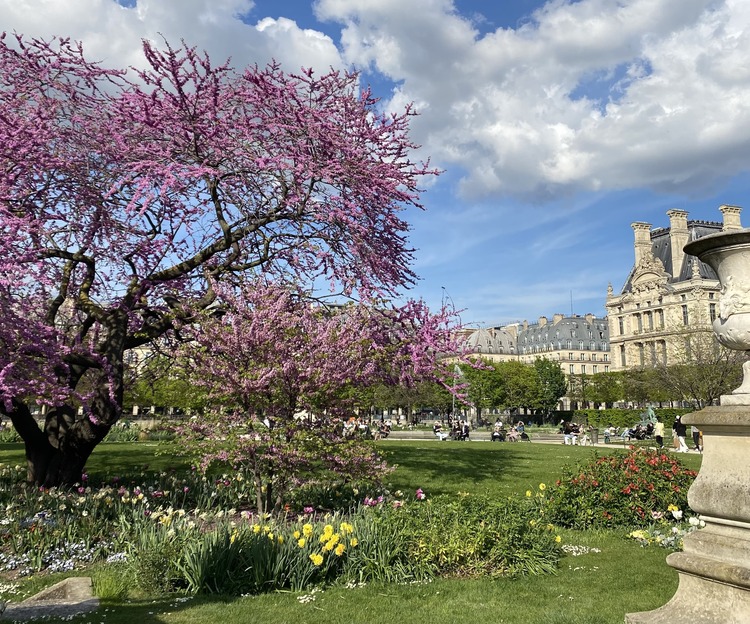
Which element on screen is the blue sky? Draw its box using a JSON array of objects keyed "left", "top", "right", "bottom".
[{"left": 4, "top": 0, "right": 750, "bottom": 328}]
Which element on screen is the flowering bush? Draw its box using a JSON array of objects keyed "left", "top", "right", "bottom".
[
  {"left": 544, "top": 448, "right": 698, "bottom": 529},
  {"left": 628, "top": 514, "right": 706, "bottom": 550}
]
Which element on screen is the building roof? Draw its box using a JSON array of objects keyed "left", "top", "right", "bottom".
[
  {"left": 620, "top": 220, "right": 722, "bottom": 294},
  {"left": 463, "top": 327, "right": 516, "bottom": 355}
]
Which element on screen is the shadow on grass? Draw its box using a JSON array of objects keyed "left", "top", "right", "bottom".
[{"left": 377, "top": 442, "right": 578, "bottom": 497}]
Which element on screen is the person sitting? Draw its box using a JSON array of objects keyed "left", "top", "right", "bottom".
[
  {"left": 579, "top": 428, "right": 589, "bottom": 446},
  {"left": 433, "top": 421, "right": 449, "bottom": 441},
  {"left": 507, "top": 426, "right": 520, "bottom": 442},
  {"left": 491, "top": 425, "right": 505, "bottom": 442}
]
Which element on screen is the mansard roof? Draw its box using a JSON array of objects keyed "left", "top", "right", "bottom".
[
  {"left": 620, "top": 220, "right": 722, "bottom": 294},
  {"left": 463, "top": 327, "right": 516, "bottom": 354}
]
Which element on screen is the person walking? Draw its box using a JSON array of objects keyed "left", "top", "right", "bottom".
[
  {"left": 691, "top": 425, "right": 703, "bottom": 452},
  {"left": 654, "top": 419, "right": 665, "bottom": 449},
  {"left": 673, "top": 415, "right": 689, "bottom": 453}
]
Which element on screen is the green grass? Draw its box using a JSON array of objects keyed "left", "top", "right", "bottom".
[{"left": 0, "top": 440, "right": 703, "bottom": 624}]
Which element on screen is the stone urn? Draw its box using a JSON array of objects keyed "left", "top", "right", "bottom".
[{"left": 626, "top": 229, "right": 750, "bottom": 623}]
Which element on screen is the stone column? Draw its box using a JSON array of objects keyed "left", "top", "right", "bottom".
[{"left": 625, "top": 406, "right": 750, "bottom": 623}]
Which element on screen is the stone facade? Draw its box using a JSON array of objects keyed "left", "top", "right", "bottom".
[
  {"left": 512, "top": 313, "right": 610, "bottom": 377},
  {"left": 606, "top": 205, "right": 743, "bottom": 372}
]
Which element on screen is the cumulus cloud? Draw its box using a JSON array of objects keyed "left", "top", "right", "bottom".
[
  {"left": 0, "top": 0, "right": 344, "bottom": 75},
  {"left": 318, "top": 0, "right": 750, "bottom": 200}
]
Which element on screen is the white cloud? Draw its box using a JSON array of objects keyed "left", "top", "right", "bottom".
[
  {"left": 0, "top": 0, "right": 344, "bottom": 75},
  {"left": 318, "top": 0, "right": 750, "bottom": 200},
  {"left": 5, "top": 0, "right": 750, "bottom": 203}
]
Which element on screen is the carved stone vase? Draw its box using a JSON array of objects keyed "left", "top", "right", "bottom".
[{"left": 626, "top": 230, "right": 750, "bottom": 623}]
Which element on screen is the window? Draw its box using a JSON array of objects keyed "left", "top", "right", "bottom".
[
  {"left": 605, "top": 366, "right": 609, "bottom": 373},
  {"left": 569, "top": 352, "right": 574, "bottom": 360},
  {"left": 569, "top": 364, "right": 575, "bottom": 374},
  {"left": 581, "top": 365, "right": 586, "bottom": 374},
  {"left": 619, "top": 345, "right": 626, "bottom": 367},
  {"left": 604, "top": 353, "right": 609, "bottom": 361},
  {"left": 618, "top": 317, "right": 624, "bottom": 335},
  {"left": 710, "top": 303, "right": 717, "bottom": 322},
  {"left": 638, "top": 343, "right": 645, "bottom": 366},
  {"left": 682, "top": 305, "right": 689, "bottom": 326},
  {"left": 646, "top": 311, "right": 653, "bottom": 330},
  {"left": 649, "top": 342, "right": 657, "bottom": 365},
  {"left": 593, "top": 365, "right": 598, "bottom": 374},
  {"left": 592, "top": 353, "right": 597, "bottom": 361},
  {"left": 657, "top": 309, "right": 665, "bottom": 329},
  {"left": 635, "top": 313, "right": 643, "bottom": 332},
  {"left": 578, "top": 340, "right": 584, "bottom": 350}
]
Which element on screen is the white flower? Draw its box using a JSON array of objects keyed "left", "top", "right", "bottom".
[
  {"left": 689, "top": 516, "right": 700, "bottom": 526},
  {"left": 671, "top": 510, "right": 683, "bottom": 520}
]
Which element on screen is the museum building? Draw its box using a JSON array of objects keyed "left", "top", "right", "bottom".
[{"left": 605, "top": 204, "right": 743, "bottom": 371}]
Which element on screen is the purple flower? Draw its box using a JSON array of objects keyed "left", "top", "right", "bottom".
[
  {"left": 416, "top": 488, "right": 426, "bottom": 500},
  {"left": 303, "top": 506, "right": 314, "bottom": 514}
]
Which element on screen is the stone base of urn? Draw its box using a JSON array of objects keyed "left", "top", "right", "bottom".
[{"left": 626, "top": 405, "right": 750, "bottom": 624}]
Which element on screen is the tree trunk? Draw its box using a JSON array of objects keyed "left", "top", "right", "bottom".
[{"left": 6, "top": 399, "right": 113, "bottom": 487}]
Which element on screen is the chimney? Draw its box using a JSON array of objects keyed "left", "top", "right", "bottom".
[
  {"left": 585, "top": 313, "right": 594, "bottom": 324},
  {"left": 538, "top": 316, "right": 547, "bottom": 327},
  {"left": 552, "top": 313, "right": 564, "bottom": 324},
  {"left": 667, "top": 210, "right": 689, "bottom": 279},
  {"left": 631, "top": 222, "right": 652, "bottom": 265},
  {"left": 720, "top": 204, "right": 742, "bottom": 231}
]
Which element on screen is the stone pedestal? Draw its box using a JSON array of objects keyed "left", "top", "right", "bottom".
[{"left": 626, "top": 406, "right": 750, "bottom": 623}]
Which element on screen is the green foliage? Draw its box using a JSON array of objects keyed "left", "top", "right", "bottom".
[
  {"left": 545, "top": 448, "right": 697, "bottom": 529},
  {"left": 102, "top": 424, "right": 141, "bottom": 443},
  {"left": 376, "top": 494, "right": 562, "bottom": 578},
  {"left": 129, "top": 524, "right": 190, "bottom": 594},
  {"left": 124, "top": 355, "right": 209, "bottom": 414},
  {"left": 534, "top": 358, "right": 568, "bottom": 415},
  {"left": 92, "top": 563, "right": 133, "bottom": 600}
]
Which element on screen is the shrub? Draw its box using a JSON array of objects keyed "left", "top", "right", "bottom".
[
  {"left": 364, "top": 493, "right": 562, "bottom": 579},
  {"left": 128, "top": 524, "right": 191, "bottom": 594},
  {"left": 545, "top": 448, "right": 697, "bottom": 529}
]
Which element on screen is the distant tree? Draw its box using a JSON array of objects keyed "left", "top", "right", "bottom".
[
  {"left": 496, "top": 361, "right": 540, "bottom": 415},
  {"left": 459, "top": 359, "right": 503, "bottom": 424},
  {"left": 533, "top": 358, "right": 568, "bottom": 416},
  {"left": 650, "top": 328, "right": 745, "bottom": 407},
  {"left": 124, "top": 356, "right": 209, "bottom": 415},
  {"left": 586, "top": 371, "right": 624, "bottom": 407}
]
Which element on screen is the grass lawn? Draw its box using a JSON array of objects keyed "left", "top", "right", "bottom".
[{"left": 0, "top": 440, "right": 703, "bottom": 624}]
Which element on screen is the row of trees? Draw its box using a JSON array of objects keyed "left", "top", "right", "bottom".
[
  {"left": 456, "top": 359, "right": 568, "bottom": 423},
  {"left": 570, "top": 328, "right": 746, "bottom": 409}
]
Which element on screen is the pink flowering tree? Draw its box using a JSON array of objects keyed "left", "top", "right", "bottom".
[
  {"left": 176, "top": 279, "right": 459, "bottom": 513},
  {"left": 0, "top": 33, "right": 441, "bottom": 486}
]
